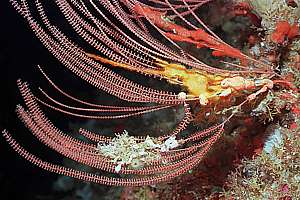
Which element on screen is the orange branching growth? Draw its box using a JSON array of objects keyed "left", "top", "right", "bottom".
[
  {"left": 271, "top": 21, "right": 299, "bottom": 44},
  {"left": 134, "top": 4, "right": 248, "bottom": 65}
]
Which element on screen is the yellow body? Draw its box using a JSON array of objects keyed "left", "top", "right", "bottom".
[
  {"left": 86, "top": 53, "right": 272, "bottom": 105},
  {"left": 154, "top": 60, "right": 228, "bottom": 104}
]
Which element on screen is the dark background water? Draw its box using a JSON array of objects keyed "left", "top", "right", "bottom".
[
  {"left": 0, "top": 1, "right": 73, "bottom": 199},
  {"left": 0, "top": 2, "right": 135, "bottom": 199}
]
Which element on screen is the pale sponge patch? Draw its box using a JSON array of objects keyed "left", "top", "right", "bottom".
[{"left": 96, "top": 130, "right": 179, "bottom": 173}]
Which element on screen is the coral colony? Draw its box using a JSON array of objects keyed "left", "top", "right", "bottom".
[{"left": 2, "top": 0, "right": 299, "bottom": 193}]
